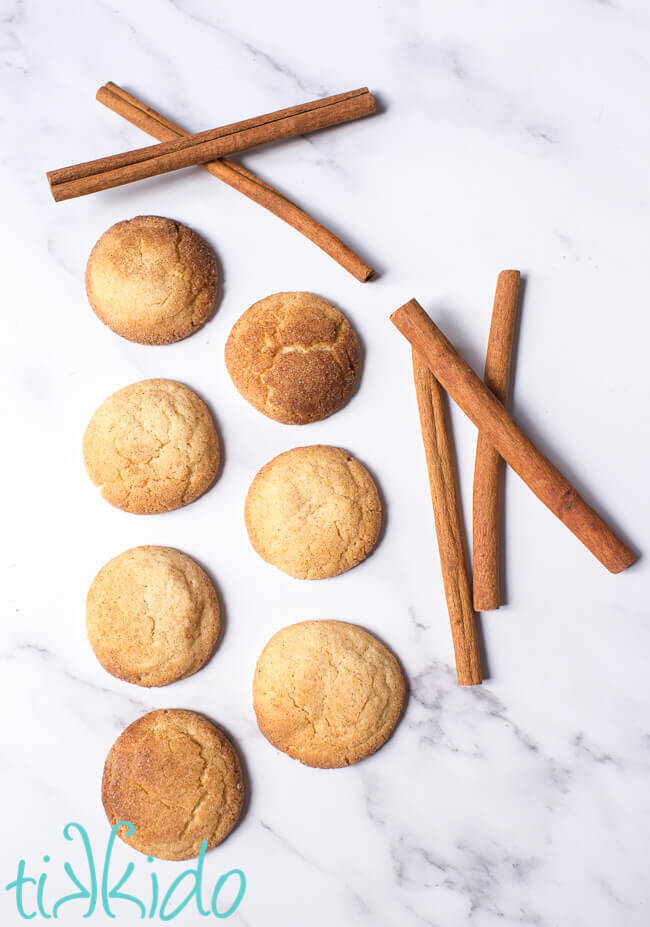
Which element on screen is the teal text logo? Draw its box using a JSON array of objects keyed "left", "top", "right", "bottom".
[{"left": 5, "top": 822, "right": 246, "bottom": 920}]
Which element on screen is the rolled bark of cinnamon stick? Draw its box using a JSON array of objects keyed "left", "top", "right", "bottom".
[
  {"left": 95, "top": 82, "right": 374, "bottom": 282},
  {"left": 392, "top": 299, "right": 636, "bottom": 574},
  {"left": 412, "top": 350, "right": 482, "bottom": 686},
  {"left": 47, "top": 88, "right": 375, "bottom": 202},
  {"left": 473, "top": 270, "right": 520, "bottom": 610}
]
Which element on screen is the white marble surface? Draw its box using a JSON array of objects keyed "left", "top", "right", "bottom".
[{"left": 1, "top": 0, "right": 650, "bottom": 924}]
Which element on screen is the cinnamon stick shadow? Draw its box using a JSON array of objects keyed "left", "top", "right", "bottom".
[
  {"left": 397, "top": 299, "right": 637, "bottom": 573},
  {"left": 98, "top": 82, "right": 380, "bottom": 280},
  {"left": 507, "top": 275, "right": 637, "bottom": 561},
  {"left": 440, "top": 389, "right": 491, "bottom": 679},
  {"left": 231, "top": 149, "right": 383, "bottom": 278},
  {"left": 508, "top": 394, "right": 639, "bottom": 562},
  {"left": 496, "top": 273, "right": 526, "bottom": 607}
]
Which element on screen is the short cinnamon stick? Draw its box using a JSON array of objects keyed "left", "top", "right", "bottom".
[
  {"left": 95, "top": 82, "right": 374, "bottom": 282},
  {"left": 47, "top": 88, "right": 375, "bottom": 202},
  {"left": 391, "top": 299, "right": 636, "bottom": 574},
  {"left": 412, "top": 350, "right": 482, "bottom": 686},
  {"left": 473, "top": 270, "right": 520, "bottom": 610}
]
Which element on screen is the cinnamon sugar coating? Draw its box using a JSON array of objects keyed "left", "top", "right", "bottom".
[
  {"left": 102, "top": 710, "right": 244, "bottom": 860},
  {"left": 86, "top": 215, "right": 218, "bottom": 345},
  {"left": 86, "top": 546, "right": 220, "bottom": 687},
  {"left": 225, "top": 291, "right": 360, "bottom": 424},
  {"left": 253, "top": 620, "right": 406, "bottom": 768},
  {"left": 83, "top": 378, "right": 220, "bottom": 514},
  {"left": 244, "top": 445, "right": 382, "bottom": 580}
]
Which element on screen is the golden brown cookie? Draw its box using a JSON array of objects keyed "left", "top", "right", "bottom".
[
  {"left": 83, "top": 378, "right": 220, "bottom": 514},
  {"left": 86, "top": 215, "right": 218, "bottom": 345},
  {"left": 102, "top": 710, "right": 244, "bottom": 860},
  {"left": 86, "top": 546, "right": 220, "bottom": 687},
  {"left": 225, "top": 292, "right": 360, "bottom": 424},
  {"left": 253, "top": 620, "right": 406, "bottom": 768},
  {"left": 245, "top": 445, "right": 381, "bottom": 580}
]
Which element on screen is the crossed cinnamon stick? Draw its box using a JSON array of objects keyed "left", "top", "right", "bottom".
[
  {"left": 47, "top": 84, "right": 376, "bottom": 281},
  {"left": 392, "top": 294, "right": 636, "bottom": 685}
]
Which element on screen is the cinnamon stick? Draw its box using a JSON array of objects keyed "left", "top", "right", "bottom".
[
  {"left": 47, "top": 88, "right": 375, "bottom": 202},
  {"left": 473, "top": 270, "right": 520, "bottom": 610},
  {"left": 412, "top": 350, "right": 482, "bottom": 686},
  {"left": 391, "top": 299, "right": 636, "bottom": 574},
  {"left": 95, "top": 82, "right": 374, "bottom": 282}
]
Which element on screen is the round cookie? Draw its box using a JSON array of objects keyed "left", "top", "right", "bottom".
[
  {"left": 245, "top": 445, "right": 381, "bottom": 580},
  {"left": 102, "top": 710, "right": 244, "bottom": 860},
  {"left": 253, "top": 620, "right": 406, "bottom": 768},
  {"left": 225, "top": 292, "right": 360, "bottom": 424},
  {"left": 86, "top": 546, "right": 220, "bottom": 687},
  {"left": 83, "top": 378, "right": 220, "bottom": 514},
  {"left": 86, "top": 215, "right": 218, "bottom": 345}
]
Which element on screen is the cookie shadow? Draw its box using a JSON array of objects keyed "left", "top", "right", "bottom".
[
  {"left": 184, "top": 218, "right": 226, "bottom": 331},
  {"left": 320, "top": 289, "right": 366, "bottom": 414},
  {"left": 345, "top": 621, "right": 410, "bottom": 764},
  {"left": 337, "top": 446, "right": 388, "bottom": 561},
  {"left": 176, "top": 384, "right": 226, "bottom": 489},
  {"left": 184, "top": 554, "right": 228, "bottom": 658},
  {"left": 348, "top": 304, "right": 366, "bottom": 409},
  {"left": 195, "top": 713, "right": 252, "bottom": 843}
]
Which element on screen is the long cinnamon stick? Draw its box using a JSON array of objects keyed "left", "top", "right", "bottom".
[
  {"left": 95, "top": 83, "right": 374, "bottom": 282},
  {"left": 412, "top": 350, "right": 482, "bottom": 686},
  {"left": 47, "top": 88, "right": 375, "bottom": 202},
  {"left": 473, "top": 270, "right": 520, "bottom": 610},
  {"left": 391, "top": 299, "right": 636, "bottom": 574}
]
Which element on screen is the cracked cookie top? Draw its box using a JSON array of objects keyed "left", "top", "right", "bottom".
[
  {"left": 253, "top": 620, "right": 406, "bottom": 768},
  {"left": 224, "top": 291, "right": 360, "bottom": 424},
  {"left": 86, "top": 546, "right": 221, "bottom": 687},
  {"left": 83, "top": 378, "right": 220, "bottom": 514},
  {"left": 86, "top": 215, "right": 218, "bottom": 345},
  {"left": 102, "top": 710, "right": 244, "bottom": 860},
  {"left": 245, "top": 445, "right": 382, "bottom": 580}
]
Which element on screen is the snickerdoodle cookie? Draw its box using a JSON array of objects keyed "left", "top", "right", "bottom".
[
  {"left": 86, "top": 546, "right": 220, "bottom": 687},
  {"left": 83, "top": 378, "right": 220, "bottom": 515},
  {"left": 102, "top": 710, "right": 244, "bottom": 860},
  {"left": 253, "top": 620, "right": 406, "bottom": 768},
  {"left": 86, "top": 216, "right": 218, "bottom": 345},
  {"left": 225, "top": 292, "right": 360, "bottom": 424},
  {"left": 245, "top": 445, "right": 382, "bottom": 580}
]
